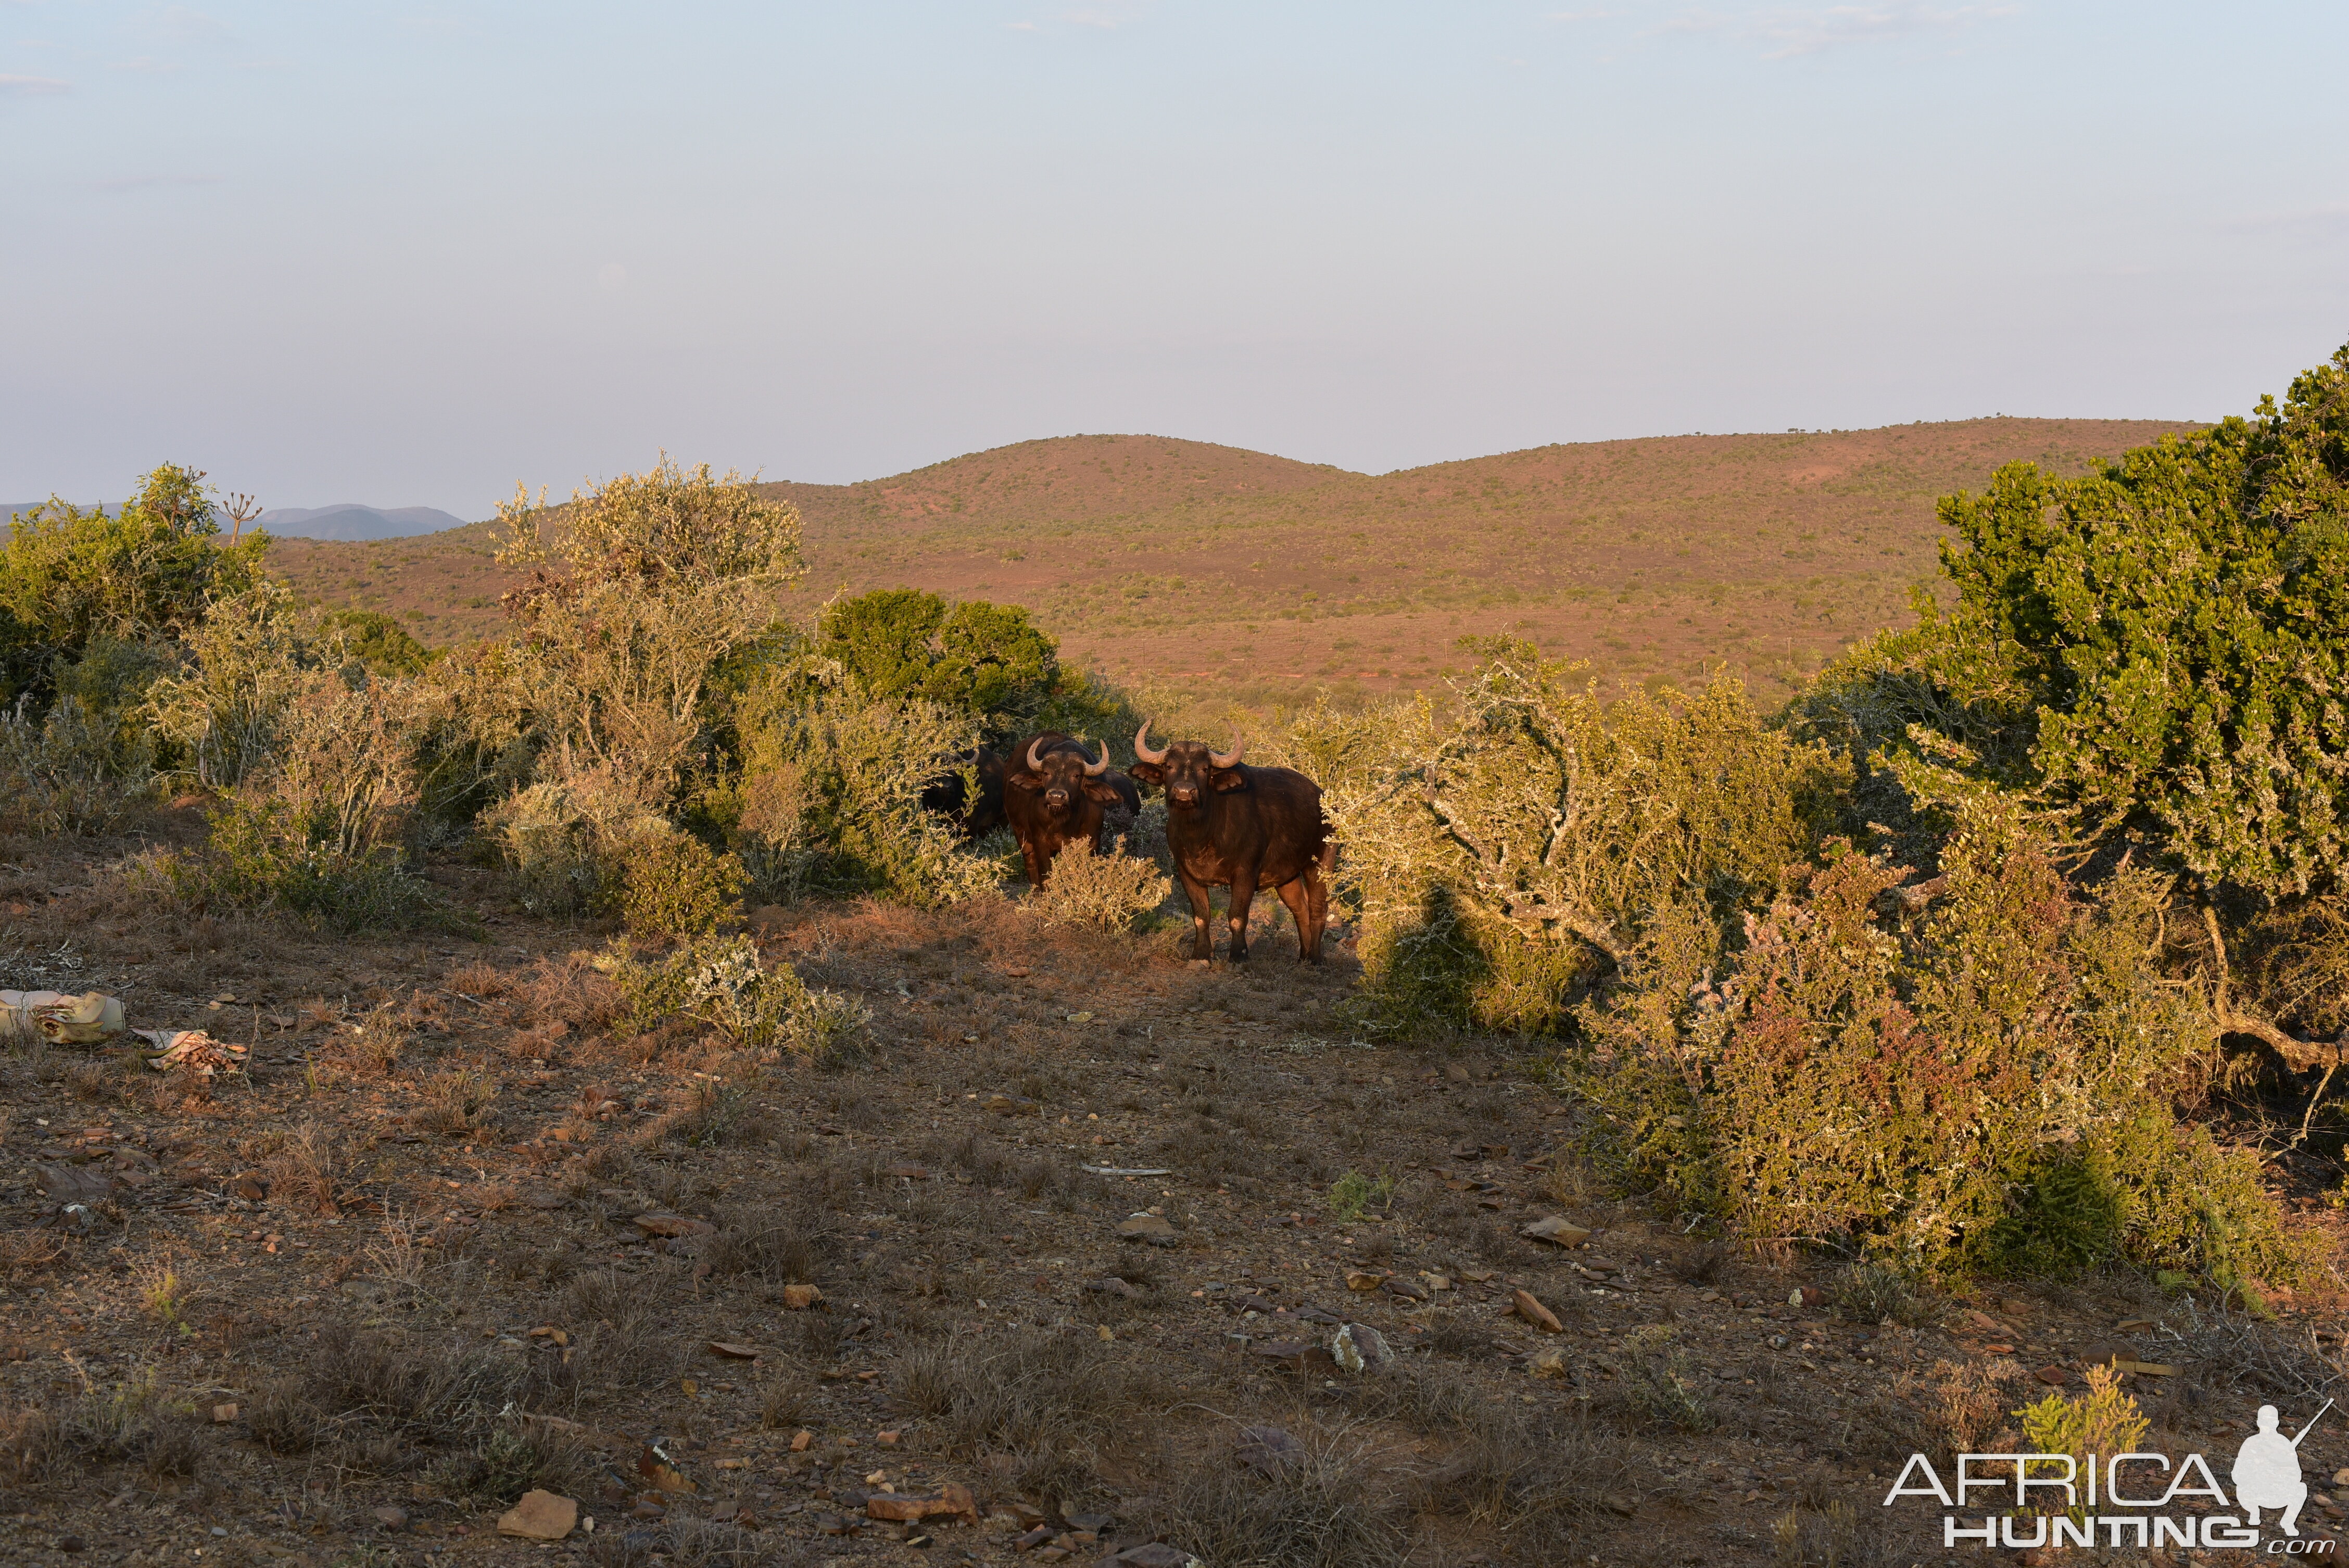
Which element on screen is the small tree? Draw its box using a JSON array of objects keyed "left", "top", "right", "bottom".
[
  {"left": 0, "top": 463, "right": 269, "bottom": 701},
  {"left": 815, "top": 587, "right": 1060, "bottom": 735}
]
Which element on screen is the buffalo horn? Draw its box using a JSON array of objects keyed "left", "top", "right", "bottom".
[
  {"left": 1083, "top": 739, "right": 1111, "bottom": 776},
  {"left": 1027, "top": 738, "right": 1048, "bottom": 772},
  {"left": 1210, "top": 736, "right": 1246, "bottom": 769},
  {"left": 1133, "top": 722, "right": 1168, "bottom": 765}
]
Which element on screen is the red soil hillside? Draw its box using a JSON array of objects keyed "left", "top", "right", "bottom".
[{"left": 268, "top": 419, "right": 2201, "bottom": 707}]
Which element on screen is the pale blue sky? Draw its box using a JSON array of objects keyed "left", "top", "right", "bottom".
[{"left": 4, "top": 2, "right": 2344, "bottom": 517}]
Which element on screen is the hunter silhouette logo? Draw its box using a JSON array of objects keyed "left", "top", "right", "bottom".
[
  {"left": 1886, "top": 1399, "right": 2337, "bottom": 1552},
  {"left": 2237, "top": 1400, "right": 2330, "bottom": 1537}
]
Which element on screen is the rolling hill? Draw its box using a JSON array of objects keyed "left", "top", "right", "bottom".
[{"left": 264, "top": 417, "right": 2199, "bottom": 705}]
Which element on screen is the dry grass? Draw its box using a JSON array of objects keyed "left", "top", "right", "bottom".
[{"left": 1143, "top": 1425, "right": 1412, "bottom": 1568}]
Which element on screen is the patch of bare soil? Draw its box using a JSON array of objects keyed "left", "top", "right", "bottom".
[{"left": 3, "top": 824, "right": 2344, "bottom": 1567}]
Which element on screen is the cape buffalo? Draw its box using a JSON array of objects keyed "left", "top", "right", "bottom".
[
  {"left": 919, "top": 747, "right": 1007, "bottom": 839},
  {"left": 1003, "top": 732, "right": 1141, "bottom": 888},
  {"left": 1128, "top": 723, "right": 1331, "bottom": 963}
]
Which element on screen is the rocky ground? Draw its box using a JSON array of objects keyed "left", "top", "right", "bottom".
[{"left": 2, "top": 812, "right": 2346, "bottom": 1567}]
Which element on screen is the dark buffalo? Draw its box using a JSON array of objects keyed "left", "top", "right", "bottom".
[
  {"left": 1003, "top": 732, "right": 1141, "bottom": 887},
  {"left": 1128, "top": 723, "right": 1331, "bottom": 963},
  {"left": 919, "top": 747, "right": 1007, "bottom": 839}
]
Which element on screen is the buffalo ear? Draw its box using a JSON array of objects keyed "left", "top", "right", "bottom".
[
  {"left": 1209, "top": 768, "right": 1248, "bottom": 793},
  {"left": 1080, "top": 778, "right": 1123, "bottom": 803},
  {"left": 1128, "top": 761, "right": 1166, "bottom": 786},
  {"left": 1006, "top": 772, "right": 1044, "bottom": 794}
]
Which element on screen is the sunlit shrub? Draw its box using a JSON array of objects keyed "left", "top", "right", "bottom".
[
  {"left": 1307, "top": 645, "right": 1847, "bottom": 1036},
  {"left": 613, "top": 830, "right": 747, "bottom": 939},
  {"left": 715, "top": 664, "right": 998, "bottom": 908},
  {"left": 1026, "top": 837, "right": 1169, "bottom": 934},
  {"left": 1572, "top": 799, "right": 2308, "bottom": 1289},
  {"left": 599, "top": 933, "right": 867, "bottom": 1061}
]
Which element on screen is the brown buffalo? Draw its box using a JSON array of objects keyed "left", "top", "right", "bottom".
[
  {"left": 1003, "top": 732, "right": 1141, "bottom": 888},
  {"left": 1128, "top": 723, "right": 1331, "bottom": 963}
]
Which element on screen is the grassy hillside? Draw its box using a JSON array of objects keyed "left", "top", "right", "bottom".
[{"left": 267, "top": 418, "right": 2198, "bottom": 705}]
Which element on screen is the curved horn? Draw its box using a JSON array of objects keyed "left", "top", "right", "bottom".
[
  {"left": 1209, "top": 735, "right": 1245, "bottom": 769},
  {"left": 1133, "top": 722, "right": 1168, "bottom": 765},
  {"left": 1026, "top": 738, "right": 1047, "bottom": 772},
  {"left": 1083, "top": 738, "right": 1111, "bottom": 776}
]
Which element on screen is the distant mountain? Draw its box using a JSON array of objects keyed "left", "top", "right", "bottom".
[
  {"left": 4, "top": 500, "right": 106, "bottom": 522},
  {"left": 254, "top": 504, "right": 470, "bottom": 541},
  {"left": 3, "top": 499, "right": 469, "bottom": 541}
]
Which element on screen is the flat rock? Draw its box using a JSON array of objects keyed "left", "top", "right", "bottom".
[
  {"left": 1521, "top": 1216, "right": 1591, "bottom": 1247},
  {"left": 1332, "top": 1322, "right": 1394, "bottom": 1375},
  {"left": 1117, "top": 1213, "right": 1178, "bottom": 1246},
  {"left": 1511, "top": 1289, "right": 1564, "bottom": 1334},
  {"left": 1381, "top": 1275, "right": 1430, "bottom": 1302},
  {"left": 1528, "top": 1347, "right": 1570, "bottom": 1379},
  {"left": 708, "top": 1341, "right": 764, "bottom": 1359},
  {"left": 1344, "top": 1270, "right": 1384, "bottom": 1292},
  {"left": 1085, "top": 1277, "right": 1143, "bottom": 1297},
  {"left": 36, "top": 1164, "right": 117, "bottom": 1206},
  {"left": 496, "top": 1490, "right": 579, "bottom": 1540},
  {"left": 1115, "top": 1547, "right": 1204, "bottom": 1567}
]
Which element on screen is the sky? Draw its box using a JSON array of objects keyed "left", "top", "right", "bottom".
[{"left": 4, "top": 2, "right": 2345, "bottom": 519}]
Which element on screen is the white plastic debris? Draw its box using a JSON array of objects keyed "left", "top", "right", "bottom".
[{"left": 0, "top": 990, "right": 126, "bottom": 1045}]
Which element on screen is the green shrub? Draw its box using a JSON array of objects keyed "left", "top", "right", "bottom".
[
  {"left": 600, "top": 933, "right": 868, "bottom": 1061},
  {"left": 1570, "top": 799, "right": 2308, "bottom": 1289},
  {"left": 158, "top": 795, "right": 455, "bottom": 933},
  {"left": 321, "top": 610, "right": 436, "bottom": 677},
  {"left": 1310, "top": 646, "right": 1847, "bottom": 1036},
  {"left": 1026, "top": 837, "right": 1168, "bottom": 933},
  {"left": 480, "top": 771, "right": 667, "bottom": 916},
  {"left": 145, "top": 582, "right": 328, "bottom": 789},
  {"left": 0, "top": 464, "right": 268, "bottom": 703},
  {"left": 716, "top": 665, "right": 997, "bottom": 907},
  {"left": 1326, "top": 1170, "right": 1395, "bottom": 1223},
  {"left": 613, "top": 830, "right": 746, "bottom": 938},
  {"left": 0, "top": 696, "right": 153, "bottom": 837}
]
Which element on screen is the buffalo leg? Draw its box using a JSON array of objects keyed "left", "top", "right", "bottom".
[
  {"left": 1177, "top": 867, "right": 1217, "bottom": 960},
  {"left": 1306, "top": 843, "right": 1333, "bottom": 958},
  {"left": 1023, "top": 840, "right": 1048, "bottom": 890},
  {"left": 1273, "top": 876, "right": 1320, "bottom": 965},
  {"left": 1226, "top": 862, "right": 1264, "bottom": 962}
]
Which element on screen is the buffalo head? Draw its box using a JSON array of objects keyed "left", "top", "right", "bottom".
[
  {"left": 1008, "top": 735, "right": 1119, "bottom": 817},
  {"left": 1129, "top": 722, "right": 1245, "bottom": 809}
]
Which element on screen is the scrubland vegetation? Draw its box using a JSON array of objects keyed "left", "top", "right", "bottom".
[{"left": 4, "top": 350, "right": 2348, "bottom": 1562}]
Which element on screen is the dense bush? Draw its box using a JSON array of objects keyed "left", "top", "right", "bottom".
[
  {"left": 814, "top": 586, "right": 1138, "bottom": 745},
  {"left": 1796, "top": 343, "right": 2349, "bottom": 1052},
  {"left": 1310, "top": 646, "right": 1847, "bottom": 1035},
  {"left": 713, "top": 664, "right": 997, "bottom": 907},
  {"left": 0, "top": 696, "right": 153, "bottom": 838},
  {"left": 1572, "top": 801, "right": 2307, "bottom": 1291},
  {"left": 613, "top": 830, "right": 747, "bottom": 939},
  {"left": 478, "top": 768, "right": 667, "bottom": 916},
  {"left": 0, "top": 464, "right": 268, "bottom": 704},
  {"left": 1026, "top": 837, "right": 1170, "bottom": 933}
]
